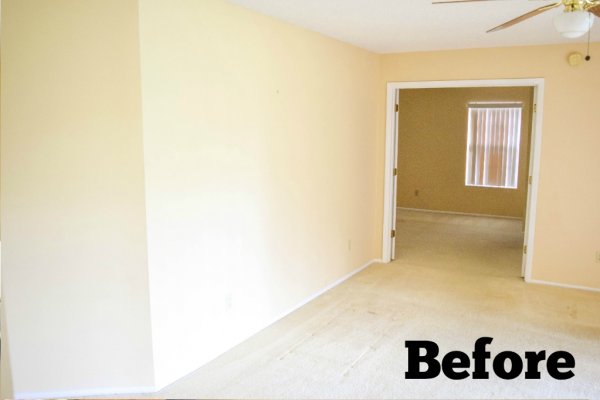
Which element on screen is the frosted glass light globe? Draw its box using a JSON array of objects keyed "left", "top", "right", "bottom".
[{"left": 553, "top": 10, "right": 594, "bottom": 39}]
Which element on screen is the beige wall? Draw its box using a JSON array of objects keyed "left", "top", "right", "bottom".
[
  {"left": 397, "top": 87, "right": 533, "bottom": 218},
  {"left": 138, "top": 0, "right": 381, "bottom": 387},
  {"left": 1, "top": 0, "right": 154, "bottom": 396},
  {"left": 2, "top": 0, "right": 382, "bottom": 395},
  {"left": 379, "top": 42, "right": 600, "bottom": 289}
]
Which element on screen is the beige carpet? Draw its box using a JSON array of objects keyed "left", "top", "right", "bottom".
[{"left": 110, "top": 210, "right": 600, "bottom": 399}]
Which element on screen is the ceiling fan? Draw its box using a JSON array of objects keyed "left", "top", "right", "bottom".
[{"left": 433, "top": 0, "right": 599, "bottom": 38}]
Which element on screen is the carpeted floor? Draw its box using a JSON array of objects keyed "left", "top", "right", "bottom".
[{"left": 108, "top": 210, "right": 600, "bottom": 399}]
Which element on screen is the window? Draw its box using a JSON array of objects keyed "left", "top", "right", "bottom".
[{"left": 465, "top": 103, "right": 522, "bottom": 189}]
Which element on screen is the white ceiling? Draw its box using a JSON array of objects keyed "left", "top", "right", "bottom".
[{"left": 228, "top": 0, "right": 600, "bottom": 53}]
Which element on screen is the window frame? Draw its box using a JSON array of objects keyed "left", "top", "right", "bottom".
[{"left": 465, "top": 102, "right": 523, "bottom": 190}]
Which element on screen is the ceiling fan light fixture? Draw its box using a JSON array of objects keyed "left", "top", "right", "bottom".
[{"left": 553, "top": 10, "right": 594, "bottom": 39}]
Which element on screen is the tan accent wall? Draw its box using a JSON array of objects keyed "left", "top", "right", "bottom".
[
  {"left": 396, "top": 87, "right": 533, "bottom": 218},
  {"left": 378, "top": 43, "right": 600, "bottom": 289}
]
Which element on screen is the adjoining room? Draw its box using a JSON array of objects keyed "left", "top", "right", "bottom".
[{"left": 395, "top": 86, "right": 535, "bottom": 280}]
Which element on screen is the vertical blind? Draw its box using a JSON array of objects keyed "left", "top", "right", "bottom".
[{"left": 465, "top": 104, "right": 522, "bottom": 189}]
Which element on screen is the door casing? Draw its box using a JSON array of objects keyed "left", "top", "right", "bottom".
[{"left": 382, "top": 78, "right": 545, "bottom": 281}]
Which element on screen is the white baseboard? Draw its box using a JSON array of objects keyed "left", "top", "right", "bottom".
[
  {"left": 17, "top": 259, "right": 382, "bottom": 400},
  {"left": 267, "top": 258, "right": 382, "bottom": 327},
  {"left": 151, "top": 258, "right": 383, "bottom": 392},
  {"left": 149, "top": 258, "right": 384, "bottom": 392},
  {"left": 15, "top": 385, "right": 157, "bottom": 400},
  {"left": 397, "top": 206, "right": 523, "bottom": 221},
  {"left": 526, "top": 278, "right": 600, "bottom": 294}
]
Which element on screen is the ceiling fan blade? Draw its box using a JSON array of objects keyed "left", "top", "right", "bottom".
[
  {"left": 487, "top": 2, "right": 562, "bottom": 33},
  {"left": 588, "top": 4, "right": 600, "bottom": 18}
]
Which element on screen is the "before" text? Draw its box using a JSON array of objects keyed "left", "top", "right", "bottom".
[{"left": 405, "top": 337, "right": 575, "bottom": 380}]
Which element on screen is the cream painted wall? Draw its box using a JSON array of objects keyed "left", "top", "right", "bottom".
[
  {"left": 1, "top": 0, "right": 381, "bottom": 395},
  {"left": 380, "top": 42, "right": 600, "bottom": 289},
  {"left": 137, "top": 0, "right": 381, "bottom": 387},
  {"left": 1, "top": 0, "right": 154, "bottom": 397},
  {"left": 397, "top": 87, "right": 533, "bottom": 218}
]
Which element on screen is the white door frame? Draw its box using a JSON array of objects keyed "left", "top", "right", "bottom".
[{"left": 382, "top": 78, "right": 545, "bottom": 282}]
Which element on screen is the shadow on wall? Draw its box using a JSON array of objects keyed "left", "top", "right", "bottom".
[{"left": 1, "top": 284, "right": 15, "bottom": 400}]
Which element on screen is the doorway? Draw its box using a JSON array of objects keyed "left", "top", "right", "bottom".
[{"left": 382, "top": 79, "right": 545, "bottom": 281}]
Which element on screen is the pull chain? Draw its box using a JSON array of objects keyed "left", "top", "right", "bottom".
[{"left": 585, "top": 13, "right": 592, "bottom": 61}]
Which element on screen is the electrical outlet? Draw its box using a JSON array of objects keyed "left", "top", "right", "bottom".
[
  {"left": 348, "top": 239, "right": 352, "bottom": 252},
  {"left": 415, "top": 189, "right": 419, "bottom": 197},
  {"left": 596, "top": 251, "right": 600, "bottom": 263}
]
